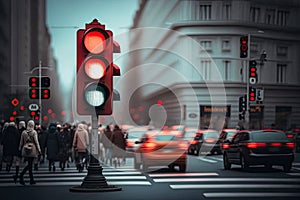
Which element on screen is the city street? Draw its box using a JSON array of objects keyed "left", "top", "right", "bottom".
[{"left": 1, "top": 153, "right": 300, "bottom": 200}]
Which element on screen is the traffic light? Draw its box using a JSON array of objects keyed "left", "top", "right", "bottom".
[
  {"left": 249, "top": 60, "right": 257, "bottom": 84},
  {"left": 239, "top": 95, "right": 247, "bottom": 112},
  {"left": 239, "top": 113, "right": 245, "bottom": 120},
  {"left": 249, "top": 87, "right": 256, "bottom": 102},
  {"left": 29, "top": 77, "right": 50, "bottom": 99},
  {"left": 240, "top": 36, "right": 248, "bottom": 58},
  {"left": 30, "top": 110, "right": 40, "bottom": 121},
  {"left": 76, "top": 19, "right": 120, "bottom": 116}
]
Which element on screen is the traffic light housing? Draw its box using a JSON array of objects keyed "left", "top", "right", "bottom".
[
  {"left": 239, "top": 95, "right": 247, "bottom": 112},
  {"left": 76, "top": 19, "right": 120, "bottom": 116},
  {"left": 249, "top": 60, "right": 257, "bottom": 84},
  {"left": 240, "top": 36, "right": 248, "bottom": 58},
  {"left": 249, "top": 87, "right": 256, "bottom": 102},
  {"left": 29, "top": 77, "right": 50, "bottom": 99}
]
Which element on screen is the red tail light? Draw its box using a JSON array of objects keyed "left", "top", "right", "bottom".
[
  {"left": 144, "top": 142, "right": 156, "bottom": 149},
  {"left": 286, "top": 142, "right": 295, "bottom": 149},
  {"left": 222, "top": 143, "right": 230, "bottom": 149},
  {"left": 178, "top": 142, "right": 188, "bottom": 150},
  {"left": 247, "top": 142, "right": 267, "bottom": 149},
  {"left": 270, "top": 142, "right": 282, "bottom": 147},
  {"left": 126, "top": 141, "right": 134, "bottom": 147},
  {"left": 205, "top": 138, "right": 215, "bottom": 143},
  {"left": 190, "top": 140, "right": 198, "bottom": 145},
  {"left": 287, "top": 134, "right": 294, "bottom": 138}
]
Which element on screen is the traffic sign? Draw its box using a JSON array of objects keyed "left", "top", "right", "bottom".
[
  {"left": 11, "top": 98, "right": 19, "bottom": 107},
  {"left": 29, "top": 104, "right": 39, "bottom": 111},
  {"left": 256, "top": 89, "right": 264, "bottom": 102}
]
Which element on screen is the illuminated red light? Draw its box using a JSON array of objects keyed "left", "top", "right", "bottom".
[
  {"left": 247, "top": 142, "right": 266, "bottom": 148},
  {"left": 144, "top": 142, "right": 156, "bottom": 149},
  {"left": 48, "top": 109, "right": 53, "bottom": 114},
  {"left": 222, "top": 143, "right": 230, "bottom": 149},
  {"left": 157, "top": 100, "right": 163, "bottom": 105},
  {"left": 20, "top": 105, "right": 25, "bottom": 111},
  {"left": 30, "top": 111, "right": 36, "bottom": 116},
  {"left": 286, "top": 142, "right": 295, "bottom": 149},
  {"left": 287, "top": 134, "right": 294, "bottom": 138},
  {"left": 43, "top": 116, "right": 48, "bottom": 121},
  {"left": 9, "top": 116, "right": 14, "bottom": 122},
  {"left": 84, "top": 31, "right": 106, "bottom": 54},
  {"left": 270, "top": 142, "right": 282, "bottom": 147},
  {"left": 12, "top": 111, "right": 17, "bottom": 116}
]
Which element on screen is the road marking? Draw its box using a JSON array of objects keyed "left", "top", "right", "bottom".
[
  {"left": 287, "top": 173, "right": 300, "bottom": 176},
  {"left": 203, "top": 192, "right": 300, "bottom": 198},
  {"left": 170, "top": 184, "right": 300, "bottom": 189},
  {"left": 206, "top": 157, "right": 223, "bottom": 162},
  {"left": 153, "top": 177, "right": 300, "bottom": 183},
  {"left": 148, "top": 173, "right": 219, "bottom": 177},
  {"left": 0, "top": 181, "right": 152, "bottom": 187},
  {"left": 197, "top": 157, "right": 218, "bottom": 163}
]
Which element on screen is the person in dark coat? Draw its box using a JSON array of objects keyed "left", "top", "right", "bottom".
[
  {"left": 111, "top": 125, "right": 127, "bottom": 167},
  {"left": 38, "top": 125, "right": 47, "bottom": 164},
  {"left": 45, "top": 123, "right": 59, "bottom": 172},
  {"left": 1, "top": 122, "right": 20, "bottom": 173},
  {"left": 57, "top": 123, "right": 71, "bottom": 171},
  {"left": 102, "top": 125, "right": 113, "bottom": 165}
]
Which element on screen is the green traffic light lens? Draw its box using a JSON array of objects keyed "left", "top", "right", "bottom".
[{"left": 84, "top": 83, "right": 109, "bottom": 107}]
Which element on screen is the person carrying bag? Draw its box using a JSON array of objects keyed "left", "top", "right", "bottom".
[{"left": 18, "top": 120, "right": 41, "bottom": 185}]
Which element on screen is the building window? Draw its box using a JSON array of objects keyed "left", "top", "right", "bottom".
[
  {"left": 222, "top": 40, "right": 231, "bottom": 52},
  {"left": 201, "top": 60, "right": 211, "bottom": 79},
  {"left": 276, "top": 63, "right": 287, "bottom": 83},
  {"left": 277, "top": 46, "right": 288, "bottom": 56},
  {"left": 196, "top": 4, "right": 212, "bottom": 20},
  {"left": 265, "top": 9, "right": 275, "bottom": 24},
  {"left": 223, "top": 3, "right": 231, "bottom": 20},
  {"left": 250, "top": 7, "right": 260, "bottom": 23},
  {"left": 277, "top": 10, "right": 289, "bottom": 26},
  {"left": 223, "top": 60, "right": 230, "bottom": 81},
  {"left": 200, "top": 41, "right": 212, "bottom": 52}
]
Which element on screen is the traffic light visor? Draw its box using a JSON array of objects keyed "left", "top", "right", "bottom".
[
  {"left": 84, "top": 83, "right": 109, "bottom": 107},
  {"left": 84, "top": 57, "right": 107, "bottom": 79},
  {"left": 83, "top": 29, "right": 108, "bottom": 54}
]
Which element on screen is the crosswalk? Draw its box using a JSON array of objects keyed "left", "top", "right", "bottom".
[
  {"left": 149, "top": 171, "right": 300, "bottom": 198},
  {"left": 0, "top": 165, "right": 151, "bottom": 187}
]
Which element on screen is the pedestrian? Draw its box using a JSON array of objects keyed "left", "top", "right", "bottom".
[
  {"left": 72, "top": 123, "right": 89, "bottom": 172},
  {"left": 111, "top": 125, "right": 127, "bottom": 167},
  {"left": 45, "top": 123, "right": 59, "bottom": 172},
  {"left": 0, "top": 122, "right": 9, "bottom": 171},
  {"left": 18, "top": 120, "right": 41, "bottom": 185},
  {"left": 101, "top": 125, "right": 113, "bottom": 165},
  {"left": 38, "top": 125, "right": 47, "bottom": 164},
  {"left": 1, "top": 122, "right": 20, "bottom": 173},
  {"left": 57, "top": 123, "right": 71, "bottom": 171}
]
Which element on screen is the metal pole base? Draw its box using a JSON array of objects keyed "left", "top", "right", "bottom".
[{"left": 69, "top": 162, "right": 122, "bottom": 192}]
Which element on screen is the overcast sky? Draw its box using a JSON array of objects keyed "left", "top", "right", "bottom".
[{"left": 46, "top": 0, "right": 139, "bottom": 92}]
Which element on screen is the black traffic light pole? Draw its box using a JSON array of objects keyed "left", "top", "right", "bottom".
[{"left": 69, "top": 114, "right": 121, "bottom": 192}]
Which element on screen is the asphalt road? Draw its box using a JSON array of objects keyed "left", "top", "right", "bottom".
[{"left": 0, "top": 152, "right": 300, "bottom": 200}]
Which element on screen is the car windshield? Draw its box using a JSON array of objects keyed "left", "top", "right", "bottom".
[
  {"left": 184, "top": 131, "right": 196, "bottom": 138},
  {"left": 203, "top": 131, "right": 219, "bottom": 139},
  {"left": 251, "top": 131, "right": 287, "bottom": 141},
  {"left": 154, "top": 135, "right": 176, "bottom": 141},
  {"left": 128, "top": 131, "right": 146, "bottom": 139},
  {"left": 226, "top": 131, "right": 236, "bottom": 139}
]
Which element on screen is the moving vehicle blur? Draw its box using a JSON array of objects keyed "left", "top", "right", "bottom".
[
  {"left": 125, "top": 126, "right": 149, "bottom": 155},
  {"left": 222, "top": 130, "right": 294, "bottom": 172},
  {"left": 219, "top": 128, "right": 238, "bottom": 153},
  {"left": 187, "top": 129, "right": 221, "bottom": 155},
  {"left": 134, "top": 130, "right": 188, "bottom": 172}
]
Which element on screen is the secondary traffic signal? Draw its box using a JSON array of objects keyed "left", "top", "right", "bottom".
[
  {"left": 76, "top": 19, "right": 120, "bottom": 116},
  {"left": 239, "top": 95, "right": 247, "bottom": 112},
  {"left": 29, "top": 77, "right": 50, "bottom": 99},
  {"left": 240, "top": 36, "right": 248, "bottom": 58},
  {"left": 249, "top": 87, "right": 256, "bottom": 102},
  {"left": 249, "top": 60, "right": 257, "bottom": 84}
]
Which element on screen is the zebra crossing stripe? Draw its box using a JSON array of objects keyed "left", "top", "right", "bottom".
[
  {"left": 153, "top": 177, "right": 300, "bottom": 183},
  {"left": 170, "top": 184, "right": 300, "bottom": 189},
  {"left": 148, "top": 173, "right": 219, "bottom": 177},
  {"left": 202, "top": 192, "right": 300, "bottom": 198},
  {"left": 197, "top": 157, "right": 218, "bottom": 163}
]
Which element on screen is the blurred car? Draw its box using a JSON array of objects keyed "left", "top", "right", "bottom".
[
  {"left": 219, "top": 129, "right": 238, "bottom": 153},
  {"left": 125, "top": 127, "right": 149, "bottom": 155},
  {"left": 182, "top": 128, "right": 199, "bottom": 144},
  {"left": 187, "top": 129, "right": 221, "bottom": 155},
  {"left": 222, "top": 130, "right": 294, "bottom": 172},
  {"left": 285, "top": 128, "right": 299, "bottom": 142},
  {"left": 134, "top": 130, "right": 188, "bottom": 172}
]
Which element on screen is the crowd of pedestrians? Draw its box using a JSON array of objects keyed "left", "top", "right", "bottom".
[{"left": 0, "top": 119, "right": 128, "bottom": 185}]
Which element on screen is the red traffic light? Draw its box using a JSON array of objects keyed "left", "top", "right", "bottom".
[
  {"left": 77, "top": 19, "right": 120, "bottom": 116},
  {"left": 249, "top": 60, "right": 258, "bottom": 84},
  {"left": 249, "top": 87, "right": 256, "bottom": 102},
  {"left": 240, "top": 36, "right": 248, "bottom": 58}
]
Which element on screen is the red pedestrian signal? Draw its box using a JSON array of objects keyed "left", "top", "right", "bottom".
[
  {"left": 76, "top": 19, "right": 120, "bottom": 116},
  {"left": 29, "top": 76, "right": 50, "bottom": 99},
  {"left": 240, "top": 36, "right": 248, "bottom": 58}
]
